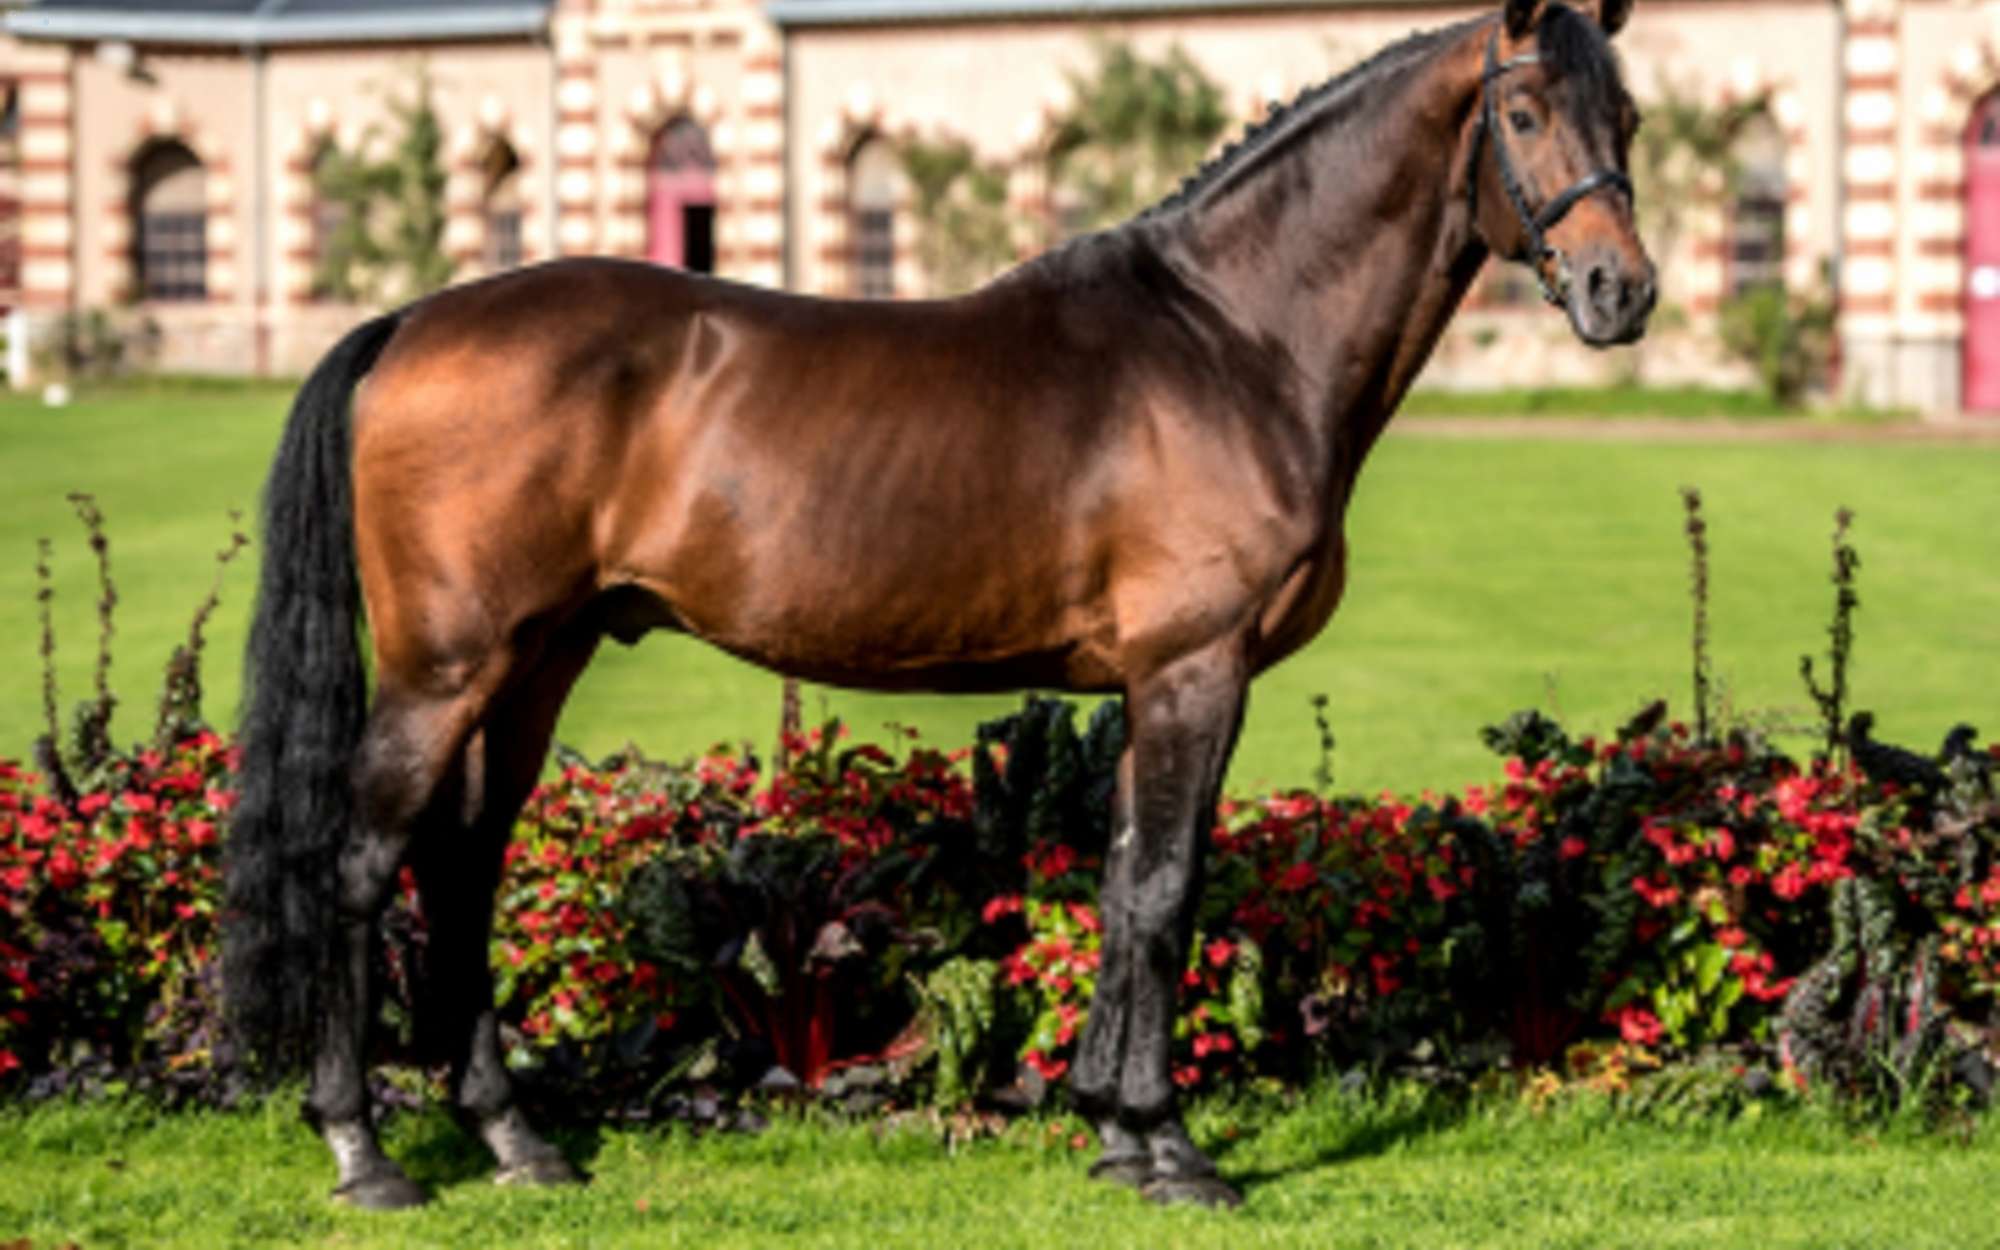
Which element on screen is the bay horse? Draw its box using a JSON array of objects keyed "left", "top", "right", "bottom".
[{"left": 225, "top": 0, "right": 1652, "bottom": 1210}]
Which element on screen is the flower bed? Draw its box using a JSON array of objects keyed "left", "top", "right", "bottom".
[{"left": 3, "top": 701, "right": 1996, "bottom": 1111}]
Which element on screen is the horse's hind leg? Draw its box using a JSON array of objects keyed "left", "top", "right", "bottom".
[
  {"left": 407, "top": 629, "right": 599, "bottom": 1187},
  {"left": 1073, "top": 639, "right": 1247, "bottom": 1208},
  {"left": 307, "top": 661, "right": 515, "bottom": 1209}
]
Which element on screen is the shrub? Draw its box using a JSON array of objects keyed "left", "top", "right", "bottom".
[
  {"left": 1718, "top": 280, "right": 1836, "bottom": 408},
  {"left": 0, "top": 733, "right": 234, "bottom": 1100}
]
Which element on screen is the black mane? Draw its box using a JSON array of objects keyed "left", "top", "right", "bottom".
[{"left": 1141, "top": 17, "right": 1478, "bottom": 220}]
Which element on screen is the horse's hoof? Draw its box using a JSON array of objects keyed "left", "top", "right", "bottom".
[
  {"left": 1087, "top": 1154, "right": 1153, "bottom": 1189},
  {"left": 332, "top": 1171, "right": 430, "bottom": 1210},
  {"left": 495, "top": 1155, "right": 585, "bottom": 1188},
  {"left": 1140, "top": 1174, "right": 1243, "bottom": 1209}
]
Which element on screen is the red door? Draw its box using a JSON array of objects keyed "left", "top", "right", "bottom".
[
  {"left": 647, "top": 119, "right": 716, "bottom": 273},
  {"left": 1963, "top": 94, "right": 2000, "bottom": 412}
]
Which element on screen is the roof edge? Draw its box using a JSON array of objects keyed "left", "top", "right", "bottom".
[
  {"left": 767, "top": 0, "right": 1431, "bottom": 24},
  {"left": 4, "top": 5, "right": 550, "bottom": 47}
]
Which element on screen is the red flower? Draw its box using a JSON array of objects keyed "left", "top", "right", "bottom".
[
  {"left": 1204, "top": 938, "right": 1236, "bottom": 968},
  {"left": 1276, "top": 863, "right": 1315, "bottom": 893},
  {"left": 1026, "top": 841, "right": 1077, "bottom": 881},
  {"left": 1771, "top": 863, "right": 1808, "bottom": 901},
  {"left": 1024, "top": 1049, "right": 1068, "bottom": 1081},
  {"left": 1631, "top": 876, "right": 1679, "bottom": 909},
  {"left": 1611, "top": 1005, "right": 1663, "bottom": 1047},
  {"left": 981, "top": 894, "right": 1023, "bottom": 924},
  {"left": 1559, "top": 836, "right": 1589, "bottom": 860}
]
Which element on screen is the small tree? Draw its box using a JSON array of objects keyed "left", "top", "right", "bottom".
[
  {"left": 1717, "top": 279, "right": 1836, "bottom": 407},
  {"left": 898, "top": 136, "right": 1015, "bottom": 297},
  {"left": 1047, "top": 40, "right": 1231, "bottom": 232},
  {"left": 312, "top": 62, "right": 453, "bottom": 303},
  {"left": 898, "top": 40, "right": 1232, "bottom": 295},
  {"left": 1628, "top": 77, "right": 1771, "bottom": 285}
]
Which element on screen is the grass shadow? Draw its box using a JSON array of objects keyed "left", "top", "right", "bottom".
[
  {"left": 382, "top": 1106, "right": 608, "bottom": 1192},
  {"left": 1208, "top": 1087, "right": 1477, "bottom": 1191}
]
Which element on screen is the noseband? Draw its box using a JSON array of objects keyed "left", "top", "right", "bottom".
[{"left": 1466, "top": 25, "right": 1633, "bottom": 307}]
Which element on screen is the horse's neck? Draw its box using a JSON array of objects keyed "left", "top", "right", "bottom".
[{"left": 1151, "top": 33, "right": 1489, "bottom": 476}]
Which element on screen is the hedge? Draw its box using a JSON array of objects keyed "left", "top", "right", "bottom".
[{"left": 4, "top": 698, "right": 1996, "bottom": 1116}]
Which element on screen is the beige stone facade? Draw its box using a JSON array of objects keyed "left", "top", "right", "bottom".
[
  {"left": 3, "top": 0, "right": 2000, "bottom": 412},
  {"left": 0, "top": 0, "right": 785, "bottom": 376}
]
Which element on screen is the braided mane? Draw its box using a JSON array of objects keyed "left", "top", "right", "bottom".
[{"left": 1141, "top": 17, "right": 1478, "bottom": 220}]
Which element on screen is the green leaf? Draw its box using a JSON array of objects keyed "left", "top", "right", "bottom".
[{"left": 1693, "top": 942, "right": 1728, "bottom": 995}]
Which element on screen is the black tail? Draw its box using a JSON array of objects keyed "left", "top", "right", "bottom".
[{"left": 224, "top": 312, "right": 402, "bottom": 1075}]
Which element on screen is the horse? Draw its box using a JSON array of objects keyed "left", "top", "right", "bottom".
[{"left": 223, "top": 0, "right": 1652, "bottom": 1210}]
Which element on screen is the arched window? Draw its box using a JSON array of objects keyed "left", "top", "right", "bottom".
[
  {"left": 0, "top": 83, "right": 19, "bottom": 162},
  {"left": 480, "top": 140, "right": 523, "bottom": 272},
  {"left": 648, "top": 117, "right": 716, "bottom": 273},
  {"left": 848, "top": 136, "right": 900, "bottom": 298},
  {"left": 132, "top": 139, "right": 206, "bottom": 302},
  {"left": 1727, "top": 113, "right": 1786, "bottom": 296}
]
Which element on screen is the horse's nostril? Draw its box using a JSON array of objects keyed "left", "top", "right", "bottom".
[{"left": 1586, "top": 265, "right": 1619, "bottom": 318}]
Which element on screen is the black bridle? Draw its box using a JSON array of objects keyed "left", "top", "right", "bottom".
[{"left": 1466, "top": 24, "right": 1633, "bottom": 307}]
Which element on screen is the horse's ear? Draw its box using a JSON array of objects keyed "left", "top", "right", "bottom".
[
  {"left": 1503, "top": 0, "right": 1539, "bottom": 38},
  {"left": 1596, "top": 0, "right": 1633, "bottom": 35}
]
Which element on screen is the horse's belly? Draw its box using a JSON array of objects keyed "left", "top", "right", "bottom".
[{"left": 627, "top": 553, "right": 1123, "bottom": 695}]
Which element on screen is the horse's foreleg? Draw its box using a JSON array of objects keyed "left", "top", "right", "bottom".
[
  {"left": 1074, "top": 641, "right": 1246, "bottom": 1208},
  {"left": 410, "top": 633, "right": 598, "bottom": 1188},
  {"left": 307, "top": 666, "right": 513, "bottom": 1209},
  {"left": 1072, "top": 745, "right": 1151, "bottom": 1185}
]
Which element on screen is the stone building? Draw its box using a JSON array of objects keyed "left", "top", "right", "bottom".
[{"left": 2, "top": 0, "right": 1999, "bottom": 413}]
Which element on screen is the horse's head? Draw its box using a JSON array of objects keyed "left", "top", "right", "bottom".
[{"left": 1467, "top": 0, "right": 1654, "bottom": 346}]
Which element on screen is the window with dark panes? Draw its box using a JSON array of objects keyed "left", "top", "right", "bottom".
[
  {"left": 1728, "top": 115, "right": 1787, "bottom": 296},
  {"left": 482, "top": 141, "right": 524, "bottom": 272},
  {"left": 132, "top": 140, "right": 206, "bottom": 302},
  {"left": 848, "top": 137, "right": 900, "bottom": 298}
]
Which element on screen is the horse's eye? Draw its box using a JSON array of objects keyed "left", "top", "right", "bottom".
[{"left": 1509, "top": 109, "right": 1538, "bottom": 134}]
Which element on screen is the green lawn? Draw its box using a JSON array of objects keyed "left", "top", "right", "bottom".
[
  {"left": 1398, "top": 382, "right": 1902, "bottom": 422},
  {"left": 3, "top": 382, "right": 1996, "bottom": 796},
  {"left": 3, "top": 1088, "right": 1997, "bottom": 1248}
]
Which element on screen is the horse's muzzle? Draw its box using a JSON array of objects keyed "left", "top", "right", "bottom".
[{"left": 1566, "top": 248, "right": 1656, "bottom": 346}]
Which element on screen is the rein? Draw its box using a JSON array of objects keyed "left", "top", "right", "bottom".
[{"left": 1466, "top": 24, "right": 1632, "bottom": 306}]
